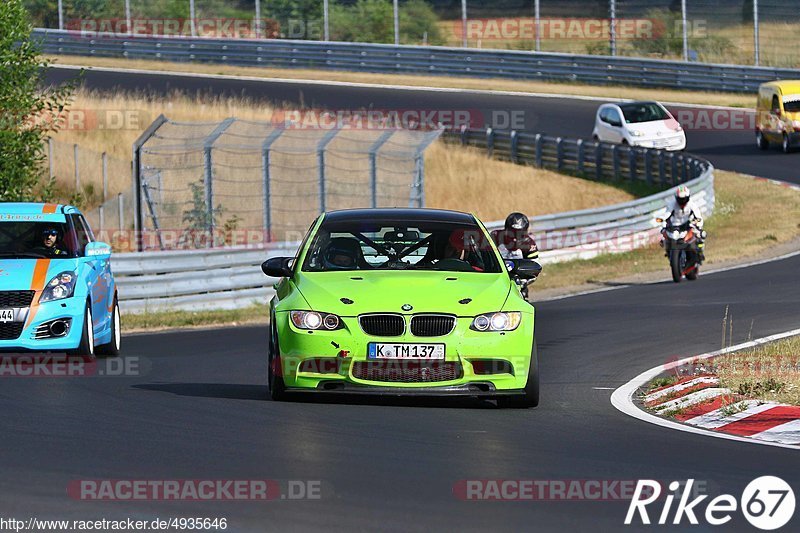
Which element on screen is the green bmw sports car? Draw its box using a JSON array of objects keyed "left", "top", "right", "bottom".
[{"left": 261, "top": 208, "right": 542, "bottom": 407}]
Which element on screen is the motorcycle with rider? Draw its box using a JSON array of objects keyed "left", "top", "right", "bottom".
[
  {"left": 659, "top": 185, "right": 707, "bottom": 282},
  {"left": 491, "top": 212, "right": 541, "bottom": 299}
]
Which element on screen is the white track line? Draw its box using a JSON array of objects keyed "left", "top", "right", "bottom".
[{"left": 611, "top": 328, "right": 800, "bottom": 450}]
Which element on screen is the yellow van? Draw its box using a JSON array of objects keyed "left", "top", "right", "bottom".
[{"left": 756, "top": 80, "right": 800, "bottom": 153}]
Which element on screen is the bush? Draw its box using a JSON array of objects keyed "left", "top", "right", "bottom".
[
  {"left": 331, "top": 0, "right": 442, "bottom": 45},
  {"left": 1, "top": 0, "right": 74, "bottom": 201}
]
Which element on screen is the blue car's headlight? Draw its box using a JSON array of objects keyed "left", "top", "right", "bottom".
[
  {"left": 39, "top": 271, "right": 77, "bottom": 302},
  {"left": 290, "top": 311, "right": 343, "bottom": 331},
  {"left": 470, "top": 312, "right": 521, "bottom": 332}
]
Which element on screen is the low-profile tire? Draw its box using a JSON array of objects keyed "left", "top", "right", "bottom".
[
  {"left": 782, "top": 134, "right": 793, "bottom": 154},
  {"left": 669, "top": 250, "right": 683, "bottom": 283},
  {"left": 498, "top": 341, "right": 539, "bottom": 408},
  {"left": 756, "top": 130, "right": 769, "bottom": 150},
  {"left": 95, "top": 297, "right": 121, "bottom": 357},
  {"left": 68, "top": 303, "right": 94, "bottom": 357},
  {"left": 268, "top": 321, "right": 287, "bottom": 401}
]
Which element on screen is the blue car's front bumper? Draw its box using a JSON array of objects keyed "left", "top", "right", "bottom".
[{"left": 0, "top": 299, "right": 84, "bottom": 352}]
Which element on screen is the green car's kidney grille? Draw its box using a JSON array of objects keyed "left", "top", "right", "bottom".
[
  {"left": 358, "top": 314, "right": 405, "bottom": 337},
  {"left": 410, "top": 315, "right": 456, "bottom": 337}
]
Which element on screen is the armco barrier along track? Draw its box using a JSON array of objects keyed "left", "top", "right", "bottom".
[{"left": 34, "top": 29, "right": 800, "bottom": 93}]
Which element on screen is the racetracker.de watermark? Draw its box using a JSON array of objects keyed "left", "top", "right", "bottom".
[
  {"left": 67, "top": 479, "right": 323, "bottom": 501},
  {"left": 271, "top": 109, "right": 525, "bottom": 131},
  {"left": 0, "top": 355, "right": 144, "bottom": 378},
  {"left": 453, "top": 479, "right": 709, "bottom": 501},
  {"left": 2, "top": 109, "right": 149, "bottom": 132}
]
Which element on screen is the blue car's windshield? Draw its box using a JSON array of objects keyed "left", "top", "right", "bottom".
[
  {"left": 302, "top": 221, "right": 501, "bottom": 273},
  {"left": 0, "top": 222, "right": 77, "bottom": 258}
]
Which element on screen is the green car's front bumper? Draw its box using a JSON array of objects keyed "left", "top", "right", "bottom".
[{"left": 273, "top": 311, "right": 534, "bottom": 395}]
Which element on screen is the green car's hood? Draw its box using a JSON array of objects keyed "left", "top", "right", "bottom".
[{"left": 295, "top": 270, "right": 512, "bottom": 316}]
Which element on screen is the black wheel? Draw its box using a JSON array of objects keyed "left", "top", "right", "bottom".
[
  {"left": 669, "top": 250, "right": 683, "bottom": 283},
  {"left": 498, "top": 341, "right": 539, "bottom": 408},
  {"left": 68, "top": 303, "right": 94, "bottom": 356},
  {"left": 268, "top": 321, "right": 287, "bottom": 401},
  {"left": 756, "top": 130, "right": 769, "bottom": 150},
  {"left": 782, "top": 134, "right": 793, "bottom": 153},
  {"left": 95, "top": 296, "right": 121, "bottom": 357}
]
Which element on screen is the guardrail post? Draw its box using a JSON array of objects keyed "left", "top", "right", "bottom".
[
  {"left": 644, "top": 149, "right": 653, "bottom": 185},
  {"left": 510, "top": 130, "right": 519, "bottom": 164},
  {"left": 556, "top": 137, "right": 564, "bottom": 172},
  {"left": 486, "top": 128, "right": 494, "bottom": 158},
  {"left": 595, "top": 142, "right": 603, "bottom": 180},
  {"left": 576, "top": 139, "right": 585, "bottom": 175},
  {"left": 118, "top": 193, "right": 124, "bottom": 231},
  {"left": 628, "top": 148, "right": 637, "bottom": 181},
  {"left": 317, "top": 129, "right": 340, "bottom": 214},
  {"left": 535, "top": 134, "right": 543, "bottom": 167},
  {"left": 680, "top": 156, "right": 689, "bottom": 183},
  {"left": 261, "top": 128, "right": 285, "bottom": 243},
  {"left": 658, "top": 150, "right": 666, "bottom": 187},
  {"left": 368, "top": 130, "right": 394, "bottom": 208},
  {"left": 612, "top": 145, "right": 620, "bottom": 180},
  {"left": 460, "top": 124, "right": 468, "bottom": 145}
]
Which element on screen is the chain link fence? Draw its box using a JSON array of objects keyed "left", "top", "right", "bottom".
[
  {"left": 27, "top": 1, "right": 798, "bottom": 68},
  {"left": 132, "top": 115, "right": 441, "bottom": 250}
]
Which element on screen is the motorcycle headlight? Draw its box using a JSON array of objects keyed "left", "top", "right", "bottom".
[
  {"left": 290, "top": 310, "right": 343, "bottom": 331},
  {"left": 470, "top": 312, "right": 522, "bottom": 332},
  {"left": 39, "top": 271, "right": 77, "bottom": 302}
]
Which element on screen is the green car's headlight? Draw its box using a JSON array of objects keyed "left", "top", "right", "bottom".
[
  {"left": 470, "top": 312, "right": 522, "bottom": 332},
  {"left": 39, "top": 271, "right": 77, "bottom": 302},
  {"left": 290, "top": 311, "right": 343, "bottom": 331}
]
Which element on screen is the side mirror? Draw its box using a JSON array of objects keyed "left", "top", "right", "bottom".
[
  {"left": 507, "top": 258, "right": 542, "bottom": 280},
  {"left": 261, "top": 256, "right": 294, "bottom": 278},
  {"left": 85, "top": 241, "right": 112, "bottom": 259}
]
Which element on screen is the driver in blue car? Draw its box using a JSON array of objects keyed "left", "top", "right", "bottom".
[{"left": 34, "top": 226, "right": 69, "bottom": 257}]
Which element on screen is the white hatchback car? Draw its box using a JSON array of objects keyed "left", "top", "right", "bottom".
[{"left": 592, "top": 101, "right": 686, "bottom": 151}]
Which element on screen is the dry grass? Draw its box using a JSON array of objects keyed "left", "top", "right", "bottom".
[
  {"left": 47, "top": 55, "right": 755, "bottom": 109},
  {"left": 424, "top": 142, "right": 634, "bottom": 221},
  {"left": 533, "top": 170, "right": 800, "bottom": 290},
  {"left": 715, "top": 335, "right": 800, "bottom": 406},
  {"left": 48, "top": 89, "right": 635, "bottom": 221}
]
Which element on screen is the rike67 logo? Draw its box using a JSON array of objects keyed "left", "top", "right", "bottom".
[{"left": 625, "top": 477, "right": 795, "bottom": 530}]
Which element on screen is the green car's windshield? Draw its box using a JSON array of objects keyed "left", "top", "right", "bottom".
[
  {"left": 302, "top": 220, "right": 502, "bottom": 273},
  {"left": 0, "top": 221, "right": 76, "bottom": 258}
]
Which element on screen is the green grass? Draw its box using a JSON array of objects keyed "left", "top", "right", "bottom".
[{"left": 123, "top": 304, "right": 269, "bottom": 332}]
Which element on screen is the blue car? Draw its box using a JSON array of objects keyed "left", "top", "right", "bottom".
[{"left": 0, "top": 203, "right": 120, "bottom": 356}]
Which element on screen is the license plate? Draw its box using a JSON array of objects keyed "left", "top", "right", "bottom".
[
  {"left": 0, "top": 309, "right": 14, "bottom": 323},
  {"left": 368, "top": 343, "right": 445, "bottom": 360}
]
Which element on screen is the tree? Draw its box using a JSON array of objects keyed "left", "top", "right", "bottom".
[{"left": 0, "top": 0, "right": 74, "bottom": 201}]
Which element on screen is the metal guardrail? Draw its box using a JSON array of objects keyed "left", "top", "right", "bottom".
[
  {"left": 113, "top": 131, "right": 714, "bottom": 313},
  {"left": 34, "top": 28, "right": 800, "bottom": 93}
]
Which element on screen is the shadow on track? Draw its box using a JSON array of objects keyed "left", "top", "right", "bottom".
[{"left": 132, "top": 382, "right": 502, "bottom": 409}]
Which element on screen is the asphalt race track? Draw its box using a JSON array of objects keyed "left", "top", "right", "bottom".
[
  {"left": 5, "top": 66, "right": 795, "bottom": 530},
  {"left": 46, "top": 66, "right": 799, "bottom": 183}
]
